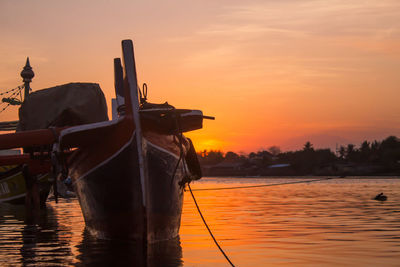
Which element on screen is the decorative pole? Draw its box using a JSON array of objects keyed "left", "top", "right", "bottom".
[{"left": 20, "top": 57, "right": 34, "bottom": 100}]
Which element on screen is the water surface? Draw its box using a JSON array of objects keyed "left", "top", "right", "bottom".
[{"left": 0, "top": 177, "right": 399, "bottom": 266}]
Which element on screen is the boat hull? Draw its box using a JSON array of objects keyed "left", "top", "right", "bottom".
[
  {"left": 70, "top": 135, "right": 185, "bottom": 242},
  {"left": 0, "top": 166, "right": 51, "bottom": 207}
]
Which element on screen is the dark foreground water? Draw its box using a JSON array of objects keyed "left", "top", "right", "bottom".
[{"left": 0, "top": 177, "right": 399, "bottom": 266}]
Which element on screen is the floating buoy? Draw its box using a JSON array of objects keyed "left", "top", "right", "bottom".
[{"left": 374, "top": 192, "right": 387, "bottom": 201}]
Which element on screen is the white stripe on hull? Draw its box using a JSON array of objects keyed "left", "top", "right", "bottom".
[
  {"left": 73, "top": 131, "right": 135, "bottom": 185},
  {"left": 0, "top": 192, "right": 26, "bottom": 202}
]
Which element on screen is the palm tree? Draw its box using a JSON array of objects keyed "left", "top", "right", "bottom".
[{"left": 303, "top": 141, "right": 314, "bottom": 152}]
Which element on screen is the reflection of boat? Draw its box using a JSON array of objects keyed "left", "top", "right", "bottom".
[
  {"left": 77, "top": 231, "right": 182, "bottom": 266},
  {"left": 0, "top": 39, "right": 211, "bottom": 243},
  {"left": 0, "top": 200, "right": 74, "bottom": 266}
]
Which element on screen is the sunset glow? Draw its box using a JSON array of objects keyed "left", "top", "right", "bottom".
[{"left": 1, "top": 0, "right": 400, "bottom": 152}]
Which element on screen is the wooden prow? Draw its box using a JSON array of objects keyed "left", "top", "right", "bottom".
[
  {"left": 121, "top": 39, "right": 148, "bottom": 209},
  {"left": 121, "top": 40, "right": 138, "bottom": 119}
]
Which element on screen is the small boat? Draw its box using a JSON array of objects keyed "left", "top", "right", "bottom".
[{"left": 0, "top": 39, "right": 211, "bottom": 243}]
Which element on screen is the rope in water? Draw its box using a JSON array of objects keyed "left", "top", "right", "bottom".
[
  {"left": 187, "top": 177, "right": 334, "bottom": 266},
  {"left": 188, "top": 183, "right": 235, "bottom": 267},
  {"left": 191, "top": 177, "right": 333, "bottom": 192}
]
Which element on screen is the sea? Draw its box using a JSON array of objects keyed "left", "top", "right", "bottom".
[{"left": 0, "top": 177, "right": 399, "bottom": 266}]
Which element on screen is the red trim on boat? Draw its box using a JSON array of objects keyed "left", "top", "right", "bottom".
[{"left": 0, "top": 127, "right": 65, "bottom": 150}]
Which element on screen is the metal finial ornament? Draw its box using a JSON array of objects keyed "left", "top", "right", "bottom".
[{"left": 20, "top": 57, "right": 34, "bottom": 100}]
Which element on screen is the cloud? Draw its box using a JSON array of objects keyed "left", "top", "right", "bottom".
[
  {"left": 221, "top": 0, "right": 400, "bottom": 38},
  {"left": 168, "top": 0, "right": 400, "bottom": 80}
]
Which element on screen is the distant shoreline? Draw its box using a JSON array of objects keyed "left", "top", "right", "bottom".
[
  {"left": 202, "top": 175, "right": 400, "bottom": 179},
  {"left": 198, "top": 136, "right": 400, "bottom": 179}
]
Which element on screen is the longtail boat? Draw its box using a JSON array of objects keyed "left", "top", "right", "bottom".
[{"left": 0, "top": 39, "right": 212, "bottom": 242}]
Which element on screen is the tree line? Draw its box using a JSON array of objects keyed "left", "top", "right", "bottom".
[{"left": 197, "top": 136, "right": 400, "bottom": 176}]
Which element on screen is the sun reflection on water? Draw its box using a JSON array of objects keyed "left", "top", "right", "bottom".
[{"left": 0, "top": 177, "right": 399, "bottom": 266}]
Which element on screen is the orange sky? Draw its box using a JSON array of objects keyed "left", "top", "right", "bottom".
[{"left": 1, "top": 0, "right": 400, "bottom": 153}]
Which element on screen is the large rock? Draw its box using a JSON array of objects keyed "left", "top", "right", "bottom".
[{"left": 17, "top": 83, "right": 109, "bottom": 131}]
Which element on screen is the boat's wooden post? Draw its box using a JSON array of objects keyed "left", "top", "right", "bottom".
[
  {"left": 22, "top": 164, "right": 40, "bottom": 224},
  {"left": 121, "top": 40, "right": 149, "bottom": 241},
  {"left": 20, "top": 57, "right": 34, "bottom": 100},
  {"left": 114, "top": 58, "right": 125, "bottom": 108}
]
